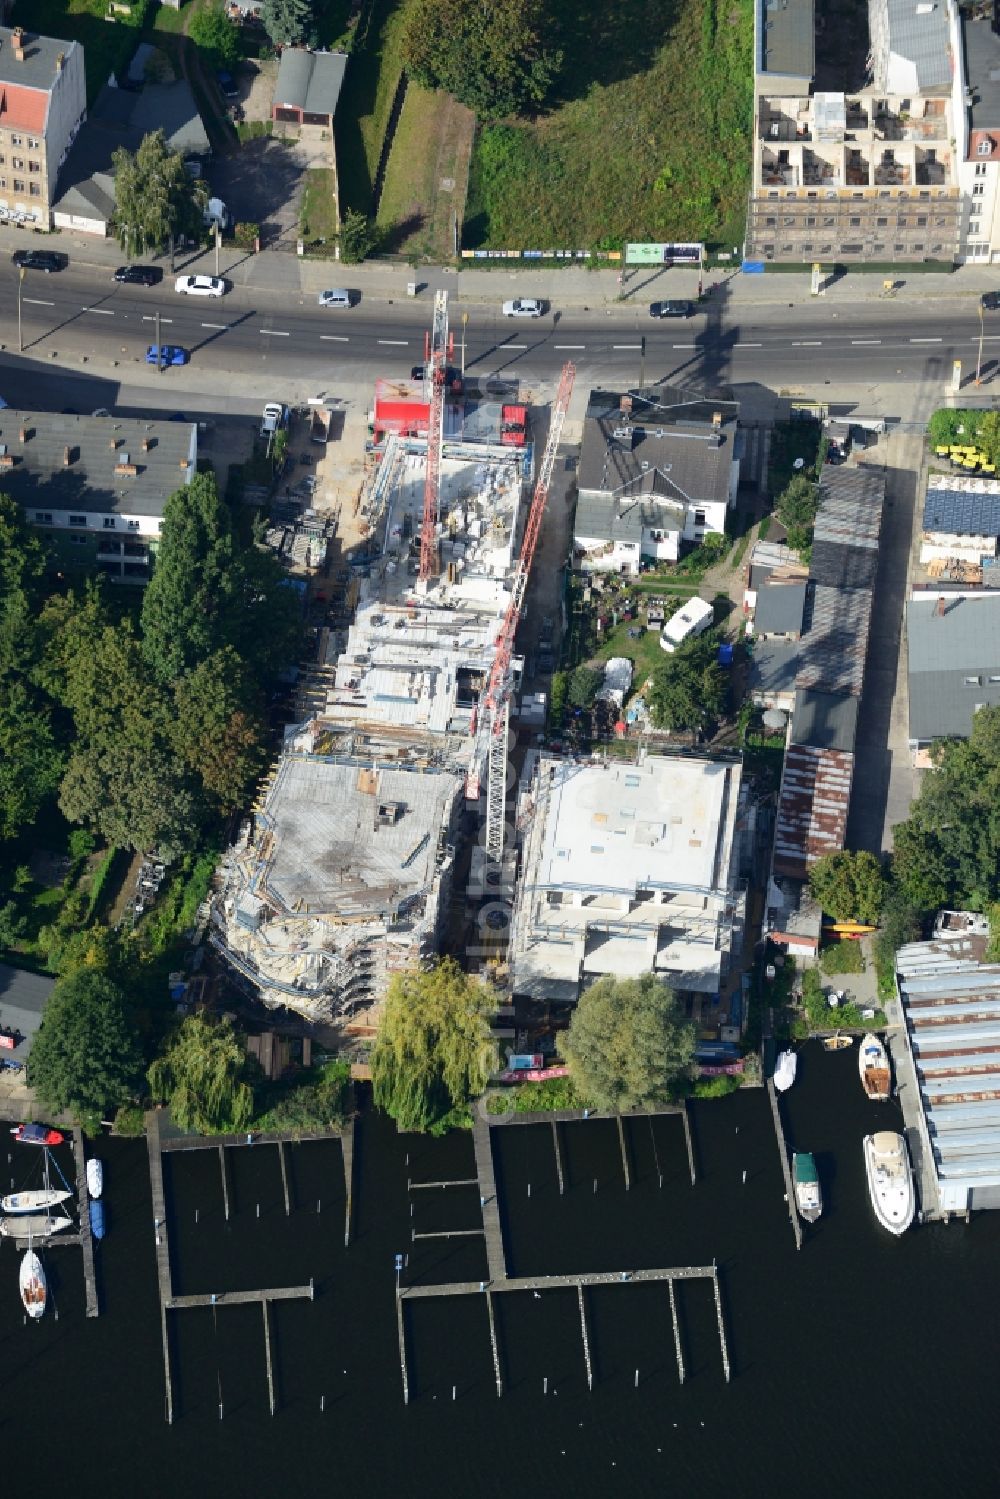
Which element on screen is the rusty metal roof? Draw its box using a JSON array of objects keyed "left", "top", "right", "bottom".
[{"left": 772, "top": 744, "right": 854, "bottom": 880}]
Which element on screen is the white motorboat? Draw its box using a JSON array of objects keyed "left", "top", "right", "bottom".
[
  {"left": 792, "top": 1152, "right": 823, "bottom": 1223},
  {"left": 0, "top": 1212, "right": 72, "bottom": 1240},
  {"left": 1, "top": 1188, "right": 72, "bottom": 1215},
  {"left": 864, "top": 1131, "right": 915, "bottom": 1235},
  {"left": 773, "top": 1049, "right": 797, "bottom": 1092},
  {"left": 19, "top": 1249, "right": 46, "bottom": 1319},
  {"left": 859, "top": 1033, "right": 891, "bottom": 1102},
  {"left": 86, "top": 1159, "right": 103, "bottom": 1200}
]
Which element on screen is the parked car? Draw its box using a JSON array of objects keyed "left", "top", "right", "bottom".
[
  {"left": 174, "top": 274, "right": 226, "bottom": 298},
  {"left": 318, "top": 288, "right": 352, "bottom": 308},
  {"left": 146, "top": 344, "right": 187, "bottom": 367},
  {"left": 183, "top": 156, "right": 203, "bottom": 180},
  {"left": 12, "top": 249, "right": 66, "bottom": 273},
  {"left": 502, "top": 298, "right": 545, "bottom": 318},
  {"left": 261, "top": 402, "right": 289, "bottom": 436},
  {"left": 114, "top": 264, "right": 161, "bottom": 286},
  {"left": 649, "top": 300, "right": 693, "bottom": 318},
  {"left": 983, "top": 291, "right": 1000, "bottom": 312},
  {"left": 216, "top": 69, "right": 239, "bottom": 100}
]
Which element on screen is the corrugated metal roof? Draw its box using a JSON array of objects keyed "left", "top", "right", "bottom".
[
  {"left": 882, "top": 0, "right": 952, "bottom": 92},
  {"left": 772, "top": 743, "right": 853, "bottom": 879},
  {"left": 923, "top": 476, "right": 1000, "bottom": 539},
  {"left": 815, "top": 467, "right": 885, "bottom": 547},
  {"left": 795, "top": 584, "right": 873, "bottom": 696},
  {"left": 809, "top": 537, "right": 879, "bottom": 592},
  {"left": 274, "top": 48, "right": 347, "bottom": 117},
  {"left": 897, "top": 946, "right": 1000, "bottom": 1193}
]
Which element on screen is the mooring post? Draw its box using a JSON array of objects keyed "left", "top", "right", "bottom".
[
  {"left": 278, "top": 1141, "right": 290, "bottom": 1217},
  {"left": 616, "top": 1114, "right": 631, "bottom": 1191},
  {"left": 218, "top": 1146, "right": 231, "bottom": 1223},
  {"left": 668, "top": 1276, "right": 685, "bottom": 1384},
  {"left": 262, "top": 1298, "right": 276, "bottom": 1415},
  {"left": 712, "top": 1264, "right": 730, "bottom": 1383},
  {"left": 485, "top": 1288, "right": 502, "bottom": 1397},
  {"left": 551, "top": 1120, "right": 565, "bottom": 1195},
  {"left": 577, "top": 1284, "right": 593, "bottom": 1391}
]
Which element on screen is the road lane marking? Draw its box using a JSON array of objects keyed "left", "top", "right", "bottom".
[
  {"left": 501, "top": 343, "right": 527, "bottom": 349},
  {"left": 83, "top": 307, "right": 114, "bottom": 315},
  {"left": 910, "top": 336, "right": 942, "bottom": 343},
  {"left": 320, "top": 334, "right": 350, "bottom": 341},
  {"left": 735, "top": 342, "right": 762, "bottom": 348},
  {"left": 792, "top": 340, "right": 822, "bottom": 346},
  {"left": 851, "top": 339, "right": 881, "bottom": 345},
  {"left": 142, "top": 315, "right": 172, "bottom": 323},
  {"left": 613, "top": 343, "right": 642, "bottom": 349},
  {"left": 672, "top": 343, "right": 696, "bottom": 349},
  {"left": 979, "top": 335, "right": 1000, "bottom": 342},
  {"left": 378, "top": 338, "right": 409, "bottom": 345},
  {"left": 201, "top": 321, "right": 227, "bottom": 330},
  {"left": 260, "top": 328, "right": 289, "bottom": 336},
  {"left": 554, "top": 343, "right": 585, "bottom": 349},
  {"left": 23, "top": 298, "right": 54, "bottom": 306}
]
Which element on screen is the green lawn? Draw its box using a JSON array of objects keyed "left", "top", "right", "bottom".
[
  {"left": 300, "top": 168, "right": 339, "bottom": 243},
  {"left": 767, "top": 419, "right": 824, "bottom": 501},
  {"left": 16, "top": 0, "right": 152, "bottom": 104},
  {"left": 335, "top": 0, "right": 410, "bottom": 215},
  {"left": 594, "top": 619, "right": 667, "bottom": 694},
  {"left": 463, "top": 0, "right": 752, "bottom": 251},
  {"left": 376, "top": 85, "right": 474, "bottom": 259}
]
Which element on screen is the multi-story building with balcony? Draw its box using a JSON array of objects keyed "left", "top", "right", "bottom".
[
  {"left": 0, "top": 24, "right": 85, "bottom": 228},
  {"left": 746, "top": 0, "right": 964, "bottom": 264},
  {"left": 957, "top": 1, "right": 1000, "bottom": 263}
]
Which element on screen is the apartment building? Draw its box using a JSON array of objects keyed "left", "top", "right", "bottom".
[
  {"left": 0, "top": 25, "right": 86, "bottom": 227},
  {"left": 958, "top": 1, "right": 1000, "bottom": 262},
  {"left": 746, "top": 0, "right": 963, "bottom": 264}
]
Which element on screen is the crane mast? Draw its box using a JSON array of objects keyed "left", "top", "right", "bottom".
[
  {"left": 418, "top": 290, "right": 449, "bottom": 582},
  {"left": 466, "top": 361, "right": 576, "bottom": 863}
]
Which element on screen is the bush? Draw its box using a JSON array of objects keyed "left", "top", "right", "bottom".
[
  {"left": 693, "top": 1074, "right": 741, "bottom": 1098},
  {"left": 338, "top": 208, "right": 378, "bottom": 263},
  {"left": 233, "top": 220, "right": 260, "bottom": 250},
  {"left": 68, "top": 828, "right": 96, "bottom": 862},
  {"left": 512, "top": 1075, "right": 583, "bottom": 1111},
  {"left": 254, "top": 1060, "right": 352, "bottom": 1133},
  {"left": 819, "top": 940, "right": 865, "bottom": 975},
  {"left": 114, "top": 1104, "right": 146, "bottom": 1137}
]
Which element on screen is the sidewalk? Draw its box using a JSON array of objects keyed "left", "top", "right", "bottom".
[{"left": 6, "top": 219, "right": 998, "bottom": 310}]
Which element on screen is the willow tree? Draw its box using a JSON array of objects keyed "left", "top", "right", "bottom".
[
  {"left": 371, "top": 959, "right": 496, "bottom": 1131},
  {"left": 148, "top": 1014, "right": 254, "bottom": 1134},
  {"left": 562, "top": 975, "right": 695, "bottom": 1113}
]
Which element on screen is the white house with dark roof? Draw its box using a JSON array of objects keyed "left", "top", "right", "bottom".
[{"left": 573, "top": 387, "right": 740, "bottom": 573}]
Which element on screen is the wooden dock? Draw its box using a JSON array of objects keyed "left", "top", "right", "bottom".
[
  {"left": 342, "top": 1116, "right": 355, "bottom": 1248},
  {"left": 682, "top": 1101, "right": 697, "bottom": 1186},
  {"left": 767, "top": 1079, "right": 803, "bottom": 1251},
  {"left": 71, "top": 1128, "right": 99, "bottom": 1318},
  {"left": 616, "top": 1115, "right": 631, "bottom": 1190},
  {"left": 668, "top": 1277, "right": 685, "bottom": 1383},
  {"left": 551, "top": 1121, "right": 565, "bottom": 1195},
  {"left": 472, "top": 1115, "right": 507, "bottom": 1281},
  {"left": 399, "top": 1263, "right": 716, "bottom": 1299}
]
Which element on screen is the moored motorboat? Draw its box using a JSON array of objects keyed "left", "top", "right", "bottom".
[
  {"left": 773, "top": 1049, "right": 797, "bottom": 1092},
  {"left": 792, "top": 1152, "right": 823, "bottom": 1223},
  {"left": 822, "top": 1033, "right": 853, "bottom": 1052},
  {"left": 86, "top": 1159, "right": 103, "bottom": 1199},
  {"left": 863, "top": 1131, "right": 915, "bottom": 1235},
  {"left": 10, "top": 1123, "right": 64, "bottom": 1147},
  {"left": 859, "top": 1033, "right": 891, "bottom": 1101},
  {"left": 1, "top": 1188, "right": 72, "bottom": 1215},
  {"left": 0, "top": 1212, "right": 72, "bottom": 1240},
  {"left": 19, "top": 1250, "right": 46, "bottom": 1319},
  {"left": 89, "top": 1199, "right": 105, "bottom": 1241}
]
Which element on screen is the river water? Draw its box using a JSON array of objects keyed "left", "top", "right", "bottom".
[{"left": 0, "top": 1043, "right": 995, "bottom": 1499}]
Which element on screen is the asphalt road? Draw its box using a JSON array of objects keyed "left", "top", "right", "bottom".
[{"left": 0, "top": 264, "right": 997, "bottom": 397}]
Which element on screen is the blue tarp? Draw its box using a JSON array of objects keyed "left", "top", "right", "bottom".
[
  {"left": 741, "top": 261, "right": 765, "bottom": 274},
  {"left": 718, "top": 642, "right": 734, "bottom": 667}
]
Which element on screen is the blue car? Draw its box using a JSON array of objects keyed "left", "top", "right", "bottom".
[
  {"left": 216, "top": 69, "right": 238, "bottom": 100},
  {"left": 146, "top": 344, "right": 187, "bottom": 367}
]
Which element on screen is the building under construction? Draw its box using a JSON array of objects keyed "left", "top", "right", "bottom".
[{"left": 210, "top": 298, "right": 563, "bottom": 1028}]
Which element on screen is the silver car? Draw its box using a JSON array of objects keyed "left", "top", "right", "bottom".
[{"left": 318, "top": 288, "right": 352, "bottom": 308}]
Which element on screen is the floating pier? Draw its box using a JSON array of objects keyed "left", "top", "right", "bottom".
[
  {"left": 411, "top": 1228, "right": 485, "bottom": 1243},
  {"left": 767, "top": 1079, "right": 803, "bottom": 1251},
  {"left": 472, "top": 1116, "right": 507, "bottom": 1281},
  {"left": 669, "top": 1277, "right": 685, "bottom": 1383},
  {"left": 712, "top": 1263, "right": 730, "bottom": 1382},
  {"left": 577, "top": 1284, "right": 593, "bottom": 1390},
  {"left": 277, "top": 1141, "right": 291, "bottom": 1216},
  {"left": 342, "top": 1116, "right": 355, "bottom": 1248},
  {"left": 408, "top": 1177, "right": 478, "bottom": 1190},
  {"left": 616, "top": 1115, "right": 631, "bottom": 1191},
  {"left": 682, "top": 1102, "right": 697, "bottom": 1186},
  {"left": 485, "top": 1290, "right": 502, "bottom": 1396},
  {"left": 218, "top": 1145, "right": 231, "bottom": 1223},
  {"left": 262, "top": 1300, "right": 276, "bottom": 1415},
  {"left": 400, "top": 1263, "right": 716, "bottom": 1299},
  {"left": 396, "top": 1294, "right": 409, "bottom": 1405},
  {"left": 551, "top": 1121, "right": 565, "bottom": 1195}
]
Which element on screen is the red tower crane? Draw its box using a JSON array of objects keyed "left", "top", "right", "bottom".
[
  {"left": 418, "top": 290, "right": 450, "bottom": 582},
  {"left": 466, "top": 361, "right": 576, "bottom": 862}
]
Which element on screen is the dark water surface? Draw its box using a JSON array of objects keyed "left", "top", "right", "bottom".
[{"left": 0, "top": 1045, "right": 996, "bottom": 1499}]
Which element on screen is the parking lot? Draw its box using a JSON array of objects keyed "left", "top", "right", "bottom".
[{"left": 207, "top": 136, "right": 309, "bottom": 251}]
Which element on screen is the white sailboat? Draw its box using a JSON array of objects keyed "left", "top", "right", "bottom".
[
  {"left": 864, "top": 1131, "right": 915, "bottom": 1235},
  {"left": 0, "top": 1211, "right": 72, "bottom": 1240},
  {"left": 1, "top": 1188, "right": 72, "bottom": 1215},
  {"left": 773, "top": 1049, "right": 797, "bottom": 1092},
  {"left": 19, "top": 1248, "right": 46, "bottom": 1319}
]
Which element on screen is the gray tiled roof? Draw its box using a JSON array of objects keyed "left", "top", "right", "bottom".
[
  {"left": 923, "top": 478, "right": 1000, "bottom": 539},
  {"left": 579, "top": 387, "right": 738, "bottom": 508},
  {"left": 0, "top": 25, "right": 77, "bottom": 92},
  {"left": 760, "top": 0, "right": 815, "bottom": 80},
  {"left": 754, "top": 579, "right": 807, "bottom": 636},
  {"left": 907, "top": 593, "right": 1000, "bottom": 742},
  {"left": 0, "top": 409, "right": 197, "bottom": 519},
  {"left": 274, "top": 48, "right": 348, "bottom": 117},
  {"left": 574, "top": 493, "right": 684, "bottom": 545},
  {"left": 790, "top": 688, "right": 859, "bottom": 753},
  {"left": 0, "top": 962, "right": 54, "bottom": 1063}
]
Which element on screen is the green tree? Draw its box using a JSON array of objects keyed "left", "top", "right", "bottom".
[
  {"left": 548, "top": 669, "right": 568, "bottom": 727},
  {"left": 562, "top": 974, "right": 695, "bottom": 1112},
  {"left": 402, "top": 0, "right": 561, "bottom": 121},
  {"left": 171, "top": 648, "right": 267, "bottom": 810},
  {"left": 0, "top": 900, "right": 27, "bottom": 953},
  {"left": 112, "top": 130, "right": 207, "bottom": 259},
  {"left": 27, "top": 971, "right": 143, "bottom": 1120},
  {"left": 261, "top": 0, "right": 315, "bottom": 46},
  {"left": 189, "top": 2, "right": 243, "bottom": 67},
  {"left": 647, "top": 634, "right": 724, "bottom": 733},
  {"left": 775, "top": 473, "right": 818, "bottom": 552},
  {"left": 148, "top": 1013, "right": 255, "bottom": 1134},
  {"left": 567, "top": 664, "right": 602, "bottom": 710},
  {"left": 371, "top": 958, "right": 496, "bottom": 1131},
  {"left": 0, "top": 677, "right": 63, "bottom": 841},
  {"left": 338, "top": 208, "right": 378, "bottom": 264},
  {"left": 808, "top": 849, "right": 886, "bottom": 926}
]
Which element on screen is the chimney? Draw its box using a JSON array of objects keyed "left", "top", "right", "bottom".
[
  {"left": 114, "top": 462, "right": 138, "bottom": 477},
  {"left": 619, "top": 394, "right": 633, "bottom": 416},
  {"left": 140, "top": 437, "right": 150, "bottom": 452},
  {"left": 936, "top": 595, "right": 947, "bottom": 617},
  {"left": 108, "top": 437, "right": 119, "bottom": 450},
  {"left": 712, "top": 410, "right": 723, "bottom": 426},
  {"left": 63, "top": 445, "right": 71, "bottom": 466},
  {"left": 12, "top": 27, "right": 24, "bottom": 63},
  {"left": 18, "top": 426, "right": 27, "bottom": 443},
  {"left": 56, "top": 52, "right": 65, "bottom": 72}
]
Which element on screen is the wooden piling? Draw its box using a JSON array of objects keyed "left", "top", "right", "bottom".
[
  {"left": 616, "top": 1114, "right": 631, "bottom": 1191},
  {"left": 396, "top": 1294, "right": 409, "bottom": 1405},
  {"left": 485, "top": 1289, "right": 502, "bottom": 1396},
  {"left": 668, "top": 1277, "right": 685, "bottom": 1384},
  {"left": 218, "top": 1146, "right": 231, "bottom": 1223},
  {"left": 577, "top": 1284, "right": 593, "bottom": 1391},
  {"left": 277, "top": 1142, "right": 290, "bottom": 1217},
  {"left": 682, "top": 1101, "right": 697, "bottom": 1186},
  {"left": 551, "top": 1121, "right": 565, "bottom": 1196},
  {"left": 262, "top": 1299, "right": 276, "bottom": 1415},
  {"left": 342, "top": 1117, "right": 355, "bottom": 1249},
  {"left": 712, "top": 1264, "right": 730, "bottom": 1383},
  {"left": 767, "top": 1079, "right": 803, "bottom": 1251}
]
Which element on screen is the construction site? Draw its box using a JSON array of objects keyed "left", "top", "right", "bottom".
[{"left": 210, "top": 294, "right": 576, "bottom": 1030}]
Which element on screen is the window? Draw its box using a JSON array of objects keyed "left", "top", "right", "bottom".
[
  {"left": 806, "top": 215, "right": 817, "bottom": 227},
  {"left": 979, "top": 140, "right": 992, "bottom": 158},
  {"left": 765, "top": 215, "right": 777, "bottom": 227},
  {"left": 973, "top": 183, "right": 986, "bottom": 197},
  {"left": 849, "top": 216, "right": 861, "bottom": 227},
  {"left": 0, "top": 179, "right": 6, "bottom": 190},
  {"left": 916, "top": 216, "right": 927, "bottom": 227},
  {"left": 34, "top": 511, "right": 52, "bottom": 524},
  {"left": 68, "top": 514, "right": 86, "bottom": 527},
  {"left": 872, "top": 243, "right": 886, "bottom": 254},
  {"left": 103, "top": 517, "right": 116, "bottom": 529},
  {"left": 28, "top": 184, "right": 39, "bottom": 198},
  {"left": 12, "top": 180, "right": 23, "bottom": 193},
  {"left": 964, "top": 675, "right": 983, "bottom": 687},
  {"left": 126, "top": 519, "right": 140, "bottom": 530},
  {"left": 26, "top": 138, "right": 37, "bottom": 150},
  {"left": 69, "top": 534, "right": 88, "bottom": 547},
  {"left": 694, "top": 509, "right": 707, "bottom": 526},
  {"left": 894, "top": 243, "right": 905, "bottom": 253},
  {"left": 11, "top": 135, "right": 22, "bottom": 147},
  {"left": 28, "top": 161, "right": 39, "bottom": 173},
  {"left": 877, "top": 216, "right": 888, "bottom": 227},
  {"left": 12, "top": 158, "right": 24, "bottom": 171},
  {"left": 976, "top": 164, "right": 988, "bottom": 177}
]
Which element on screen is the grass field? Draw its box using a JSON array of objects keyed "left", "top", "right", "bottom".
[
  {"left": 301, "top": 169, "right": 339, "bottom": 243},
  {"left": 335, "top": 0, "right": 410, "bottom": 215},
  {"left": 464, "top": 0, "right": 752, "bottom": 251},
  {"left": 376, "top": 85, "right": 474, "bottom": 258}
]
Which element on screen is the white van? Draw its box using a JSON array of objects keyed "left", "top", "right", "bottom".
[
  {"left": 660, "top": 596, "right": 714, "bottom": 653},
  {"left": 203, "top": 197, "right": 230, "bottom": 231}
]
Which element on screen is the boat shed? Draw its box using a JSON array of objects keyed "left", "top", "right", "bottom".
[{"left": 894, "top": 939, "right": 1000, "bottom": 1216}]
